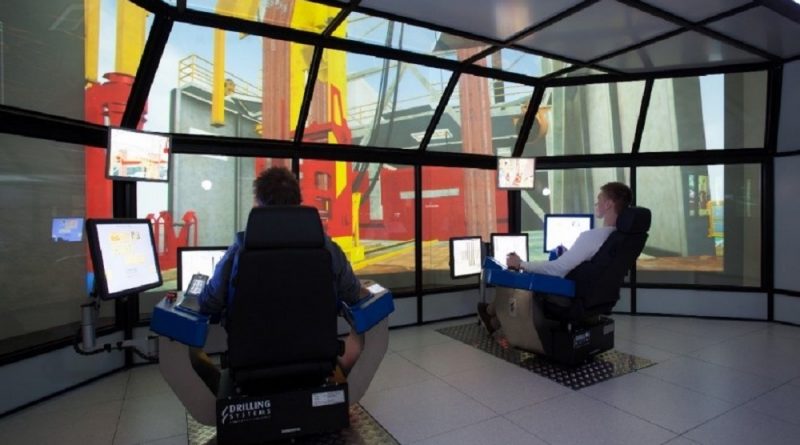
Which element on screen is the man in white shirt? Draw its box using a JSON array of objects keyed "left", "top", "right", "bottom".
[{"left": 478, "top": 182, "right": 632, "bottom": 334}]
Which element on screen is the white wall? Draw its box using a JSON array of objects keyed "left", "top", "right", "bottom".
[
  {"left": 775, "top": 294, "right": 800, "bottom": 325},
  {"left": 0, "top": 332, "right": 125, "bottom": 415},
  {"left": 778, "top": 61, "right": 800, "bottom": 152},
  {"left": 774, "top": 156, "right": 800, "bottom": 292},
  {"left": 637, "top": 289, "right": 767, "bottom": 319}
]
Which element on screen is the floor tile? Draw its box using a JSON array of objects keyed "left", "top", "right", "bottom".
[
  {"left": 0, "top": 400, "right": 122, "bottom": 445},
  {"left": 397, "top": 341, "right": 506, "bottom": 377},
  {"left": 639, "top": 355, "right": 781, "bottom": 404},
  {"left": 623, "top": 326, "right": 723, "bottom": 355},
  {"left": 364, "top": 352, "right": 437, "bottom": 395},
  {"left": 685, "top": 406, "right": 800, "bottom": 445},
  {"left": 743, "top": 383, "right": 800, "bottom": 426},
  {"left": 505, "top": 392, "right": 675, "bottom": 445},
  {"left": 662, "top": 436, "right": 700, "bottom": 445},
  {"left": 414, "top": 416, "right": 547, "bottom": 445},
  {"left": 141, "top": 434, "right": 189, "bottom": 445},
  {"left": 388, "top": 327, "right": 456, "bottom": 352},
  {"left": 114, "top": 393, "right": 188, "bottom": 445},
  {"left": 125, "top": 364, "right": 175, "bottom": 400},
  {"left": 613, "top": 337, "right": 677, "bottom": 363},
  {"left": 360, "top": 379, "right": 495, "bottom": 444},
  {"left": 441, "top": 359, "right": 569, "bottom": 414},
  {"left": 581, "top": 372, "right": 734, "bottom": 433}
]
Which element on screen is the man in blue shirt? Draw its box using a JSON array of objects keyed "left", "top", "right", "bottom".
[{"left": 198, "top": 166, "right": 368, "bottom": 321}]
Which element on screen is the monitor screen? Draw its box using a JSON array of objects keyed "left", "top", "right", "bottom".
[
  {"left": 107, "top": 128, "right": 171, "bottom": 182},
  {"left": 497, "top": 157, "right": 535, "bottom": 190},
  {"left": 543, "top": 214, "right": 594, "bottom": 252},
  {"left": 491, "top": 233, "right": 529, "bottom": 263},
  {"left": 51, "top": 217, "right": 84, "bottom": 242},
  {"left": 86, "top": 219, "right": 162, "bottom": 299},
  {"left": 177, "top": 247, "right": 228, "bottom": 291},
  {"left": 449, "top": 237, "right": 483, "bottom": 279}
]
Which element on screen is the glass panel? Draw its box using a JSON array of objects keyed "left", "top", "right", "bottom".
[
  {"left": 1, "top": 0, "right": 153, "bottom": 122},
  {"left": 300, "top": 160, "right": 415, "bottom": 292},
  {"left": 0, "top": 134, "right": 114, "bottom": 346},
  {"left": 641, "top": 73, "right": 767, "bottom": 151},
  {"left": 522, "top": 81, "right": 645, "bottom": 157},
  {"left": 476, "top": 48, "right": 570, "bottom": 78},
  {"left": 636, "top": 164, "right": 761, "bottom": 286},
  {"left": 139, "top": 155, "right": 290, "bottom": 316},
  {"left": 422, "top": 166, "right": 508, "bottom": 290},
  {"left": 521, "top": 168, "right": 630, "bottom": 263},
  {"left": 304, "top": 49, "right": 451, "bottom": 149},
  {"left": 339, "top": 12, "right": 487, "bottom": 60},
  {"left": 428, "top": 72, "right": 535, "bottom": 156},
  {"left": 185, "top": 0, "right": 340, "bottom": 33},
  {"left": 145, "top": 22, "right": 313, "bottom": 141}
]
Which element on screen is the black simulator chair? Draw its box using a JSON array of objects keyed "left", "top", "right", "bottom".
[
  {"left": 498, "top": 206, "right": 651, "bottom": 366},
  {"left": 216, "top": 206, "right": 349, "bottom": 444}
]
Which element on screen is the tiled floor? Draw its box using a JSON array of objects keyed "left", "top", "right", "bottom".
[{"left": 2, "top": 315, "right": 800, "bottom": 444}]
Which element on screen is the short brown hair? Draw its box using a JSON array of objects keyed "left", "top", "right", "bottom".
[
  {"left": 253, "top": 167, "right": 302, "bottom": 206},
  {"left": 600, "top": 182, "right": 632, "bottom": 213}
]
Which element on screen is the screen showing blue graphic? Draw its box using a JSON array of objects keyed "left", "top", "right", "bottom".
[{"left": 52, "top": 218, "right": 84, "bottom": 242}]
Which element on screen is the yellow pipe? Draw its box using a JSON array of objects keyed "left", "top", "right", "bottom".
[
  {"left": 84, "top": 0, "right": 100, "bottom": 83},
  {"left": 115, "top": 0, "right": 148, "bottom": 76},
  {"left": 211, "top": 29, "right": 226, "bottom": 127}
]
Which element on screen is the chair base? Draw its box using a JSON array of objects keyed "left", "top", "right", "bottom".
[
  {"left": 547, "top": 316, "right": 615, "bottom": 366},
  {"left": 216, "top": 370, "right": 349, "bottom": 444}
]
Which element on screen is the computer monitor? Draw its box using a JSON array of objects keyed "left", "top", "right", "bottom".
[
  {"left": 85, "top": 219, "right": 162, "bottom": 300},
  {"left": 107, "top": 127, "right": 171, "bottom": 182},
  {"left": 490, "top": 233, "right": 529, "bottom": 263},
  {"left": 449, "top": 236, "right": 483, "bottom": 279},
  {"left": 177, "top": 246, "right": 228, "bottom": 291},
  {"left": 543, "top": 214, "right": 594, "bottom": 252},
  {"left": 497, "top": 157, "right": 535, "bottom": 190},
  {"left": 51, "top": 217, "right": 84, "bottom": 242}
]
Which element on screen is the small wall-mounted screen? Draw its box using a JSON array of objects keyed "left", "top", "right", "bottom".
[
  {"left": 497, "top": 157, "right": 535, "bottom": 190},
  {"left": 51, "top": 218, "right": 84, "bottom": 242},
  {"left": 107, "top": 128, "right": 171, "bottom": 182}
]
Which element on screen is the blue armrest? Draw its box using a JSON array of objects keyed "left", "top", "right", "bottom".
[{"left": 482, "top": 257, "right": 575, "bottom": 297}]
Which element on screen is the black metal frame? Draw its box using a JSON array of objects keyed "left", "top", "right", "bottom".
[{"left": 2, "top": 0, "right": 799, "bottom": 364}]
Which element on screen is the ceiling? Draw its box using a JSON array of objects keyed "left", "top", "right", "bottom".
[{"left": 311, "top": 0, "right": 800, "bottom": 79}]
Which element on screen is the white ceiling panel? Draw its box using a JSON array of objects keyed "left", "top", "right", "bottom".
[
  {"left": 599, "top": 31, "right": 765, "bottom": 73},
  {"left": 359, "top": 0, "right": 583, "bottom": 41},
  {"left": 641, "top": 0, "right": 752, "bottom": 22},
  {"left": 706, "top": 6, "right": 800, "bottom": 58},
  {"left": 516, "top": 0, "right": 678, "bottom": 62}
]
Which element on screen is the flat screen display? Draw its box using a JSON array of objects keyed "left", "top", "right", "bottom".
[
  {"left": 177, "top": 247, "right": 228, "bottom": 291},
  {"left": 449, "top": 236, "right": 483, "bottom": 279},
  {"left": 51, "top": 217, "right": 84, "bottom": 242},
  {"left": 497, "top": 157, "right": 535, "bottom": 190},
  {"left": 543, "top": 214, "right": 594, "bottom": 252},
  {"left": 86, "top": 219, "right": 162, "bottom": 299},
  {"left": 490, "top": 233, "right": 529, "bottom": 263},
  {"left": 107, "top": 128, "right": 171, "bottom": 182}
]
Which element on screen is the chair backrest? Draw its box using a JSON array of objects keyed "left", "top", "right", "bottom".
[
  {"left": 559, "top": 206, "right": 651, "bottom": 319},
  {"left": 226, "top": 206, "right": 340, "bottom": 385}
]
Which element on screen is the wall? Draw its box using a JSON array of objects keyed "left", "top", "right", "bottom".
[{"left": 774, "top": 61, "right": 800, "bottom": 325}]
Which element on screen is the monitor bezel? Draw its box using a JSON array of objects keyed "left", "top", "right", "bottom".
[
  {"left": 496, "top": 157, "right": 536, "bottom": 190},
  {"left": 449, "top": 236, "right": 483, "bottom": 280},
  {"left": 543, "top": 213, "right": 595, "bottom": 253},
  {"left": 490, "top": 232, "right": 530, "bottom": 262},
  {"left": 106, "top": 127, "right": 172, "bottom": 183},
  {"left": 86, "top": 218, "right": 163, "bottom": 300},
  {"left": 176, "top": 246, "right": 229, "bottom": 291}
]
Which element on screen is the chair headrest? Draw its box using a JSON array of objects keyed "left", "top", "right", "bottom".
[
  {"left": 244, "top": 206, "right": 325, "bottom": 249},
  {"left": 616, "top": 206, "right": 651, "bottom": 234}
]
